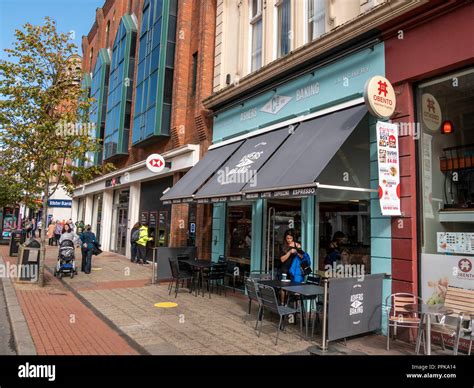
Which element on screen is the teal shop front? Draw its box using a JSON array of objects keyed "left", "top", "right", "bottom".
[{"left": 161, "top": 42, "right": 392, "bottom": 334}]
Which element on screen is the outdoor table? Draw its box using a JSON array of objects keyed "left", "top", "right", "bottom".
[
  {"left": 257, "top": 279, "right": 301, "bottom": 288},
  {"left": 282, "top": 284, "right": 325, "bottom": 339},
  {"left": 181, "top": 259, "right": 213, "bottom": 297},
  {"left": 404, "top": 303, "right": 454, "bottom": 355}
]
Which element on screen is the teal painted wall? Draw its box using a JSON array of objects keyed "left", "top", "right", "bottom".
[
  {"left": 301, "top": 196, "right": 316, "bottom": 267},
  {"left": 369, "top": 115, "right": 392, "bottom": 335},
  {"left": 212, "top": 43, "right": 385, "bottom": 142},
  {"left": 211, "top": 203, "right": 226, "bottom": 262},
  {"left": 250, "top": 199, "right": 264, "bottom": 273}
]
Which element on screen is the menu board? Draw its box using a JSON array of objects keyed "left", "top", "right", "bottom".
[
  {"left": 376, "top": 121, "right": 401, "bottom": 216},
  {"left": 140, "top": 211, "right": 149, "bottom": 225},
  {"left": 149, "top": 211, "right": 157, "bottom": 229},
  {"left": 437, "top": 232, "right": 474, "bottom": 255}
]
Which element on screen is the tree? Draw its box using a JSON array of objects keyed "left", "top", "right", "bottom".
[{"left": 0, "top": 17, "right": 112, "bottom": 286}]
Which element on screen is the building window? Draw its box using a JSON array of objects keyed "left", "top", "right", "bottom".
[
  {"left": 418, "top": 68, "right": 474, "bottom": 255},
  {"left": 276, "top": 0, "right": 291, "bottom": 58},
  {"left": 89, "top": 49, "right": 111, "bottom": 166},
  {"left": 307, "top": 0, "right": 325, "bottom": 42},
  {"left": 250, "top": 0, "right": 262, "bottom": 71},
  {"left": 105, "top": 21, "right": 111, "bottom": 48},
  {"left": 103, "top": 15, "right": 137, "bottom": 160},
  {"left": 133, "top": 0, "right": 177, "bottom": 144},
  {"left": 191, "top": 51, "right": 198, "bottom": 95}
]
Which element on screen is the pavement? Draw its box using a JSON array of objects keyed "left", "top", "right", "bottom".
[
  {"left": 0, "top": 279, "right": 16, "bottom": 355},
  {"left": 0, "top": 242, "right": 460, "bottom": 356}
]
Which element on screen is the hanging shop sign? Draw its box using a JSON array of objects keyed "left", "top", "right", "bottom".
[
  {"left": 376, "top": 121, "right": 401, "bottom": 216},
  {"left": 105, "top": 176, "right": 121, "bottom": 187},
  {"left": 364, "top": 75, "right": 396, "bottom": 119},
  {"left": 244, "top": 186, "right": 317, "bottom": 200},
  {"left": 146, "top": 153, "right": 165, "bottom": 173},
  {"left": 421, "top": 93, "right": 442, "bottom": 132}
]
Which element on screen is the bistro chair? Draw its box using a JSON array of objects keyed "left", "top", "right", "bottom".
[
  {"left": 245, "top": 278, "right": 262, "bottom": 330},
  {"left": 168, "top": 258, "right": 194, "bottom": 298},
  {"left": 257, "top": 284, "right": 298, "bottom": 345},
  {"left": 385, "top": 293, "right": 425, "bottom": 351},
  {"left": 203, "top": 262, "right": 227, "bottom": 298}
]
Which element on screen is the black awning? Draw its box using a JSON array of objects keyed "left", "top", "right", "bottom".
[
  {"left": 241, "top": 104, "right": 368, "bottom": 197},
  {"left": 194, "top": 126, "right": 292, "bottom": 199},
  {"left": 160, "top": 140, "right": 244, "bottom": 202}
]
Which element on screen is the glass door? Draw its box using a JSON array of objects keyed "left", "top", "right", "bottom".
[{"left": 116, "top": 207, "right": 128, "bottom": 256}]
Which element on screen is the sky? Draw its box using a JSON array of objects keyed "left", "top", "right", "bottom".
[{"left": 0, "top": 0, "right": 104, "bottom": 60}]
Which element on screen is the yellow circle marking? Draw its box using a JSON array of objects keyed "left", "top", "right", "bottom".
[{"left": 154, "top": 302, "right": 178, "bottom": 308}]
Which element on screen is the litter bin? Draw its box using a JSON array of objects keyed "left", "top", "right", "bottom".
[
  {"left": 17, "top": 238, "right": 41, "bottom": 282},
  {"left": 9, "top": 229, "right": 23, "bottom": 257}
]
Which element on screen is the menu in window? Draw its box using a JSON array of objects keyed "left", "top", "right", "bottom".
[
  {"left": 376, "top": 121, "right": 401, "bottom": 216},
  {"left": 149, "top": 211, "right": 157, "bottom": 229},
  {"left": 140, "top": 211, "right": 149, "bottom": 225},
  {"left": 437, "top": 232, "right": 474, "bottom": 255}
]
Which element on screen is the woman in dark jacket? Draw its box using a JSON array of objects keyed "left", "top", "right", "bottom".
[{"left": 79, "top": 225, "right": 97, "bottom": 274}]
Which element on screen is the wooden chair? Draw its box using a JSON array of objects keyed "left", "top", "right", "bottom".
[
  {"left": 431, "top": 286, "right": 474, "bottom": 355},
  {"left": 385, "top": 293, "right": 425, "bottom": 351}
]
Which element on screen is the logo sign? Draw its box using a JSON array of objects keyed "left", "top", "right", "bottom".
[
  {"left": 364, "top": 75, "right": 396, "bottom": 119},
  {"left": 376, "top": 121, "right": 401, "bottom": 216},
  {"left": 146, "top": 153, "right": 165, "bottom": 173},
  {"left": 458, "top": 258, "right": 472, "bottom": 274},
  {"left": 421, "top": 93, "right": 442, "bottom": 131},
  {"left": 260, "top": 95, "right": 292, "bottom": 115},
  {"left": 47, "top": 199, "right": 72, "bottom": 208}
]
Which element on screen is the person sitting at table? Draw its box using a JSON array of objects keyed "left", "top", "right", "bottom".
[{"left": 279, "top": 229, "right": 301, "bottom": 304}]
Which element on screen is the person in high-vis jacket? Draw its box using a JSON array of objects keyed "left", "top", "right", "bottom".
[{"left": 136, "top": 223, "right": 153, "bottom": 265}]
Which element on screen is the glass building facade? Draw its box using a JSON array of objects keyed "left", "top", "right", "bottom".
[
  {"left": 103, "top": 15, "right": 137, "bottom": 160},
  {"left": 89, "top": 48, "right": 111, "bottom": 166},
  {"left": 132, "top": 0, "right": 177, "bottom": 144}
]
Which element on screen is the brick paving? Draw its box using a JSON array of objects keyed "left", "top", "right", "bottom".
[
  {"left": 0, "top": 244, "right": 139, "bottom": 355},
  {"left": 1, "top": 243, "right": 456, "bottom": 356}
]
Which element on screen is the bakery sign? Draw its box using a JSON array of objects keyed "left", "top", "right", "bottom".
[
  {"left": 376, "top": 121, "right": 401, "bottom": 216},
  {"left": 364, "top": 75, "right": 396, "bottom": 119},
  {"left": 421, "top": 93, "right": 442, "bottom": 131}
]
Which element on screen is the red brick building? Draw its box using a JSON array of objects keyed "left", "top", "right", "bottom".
[{"left": 73, "top": 0, "right": 216, "bottom": 260}]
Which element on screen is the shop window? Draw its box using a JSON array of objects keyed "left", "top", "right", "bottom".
[
  {"left": 418, "top": 68, "right": 474, "bottom": 256},
  {"left": 318, "top": 189, "right": 371, "bottom": 274},
  {"left": 276, "top": 0, "right": 291, "bottom": 59},
  {"left": 226, "top": 205, "right": 252, "bottom": 274},
  {"left": 307, "top": 0, "right": 325, "bottom": 42},
  {"left": 250, "top": 0, "right": 262, "bottom": 72}
]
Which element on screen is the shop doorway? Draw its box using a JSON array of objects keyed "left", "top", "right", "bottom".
[
  {"left": 264, "top": 199, "right": 302, "bottom": 279},
  {"left": 111, "top": 189, "right": 130, "bottom": 256}
]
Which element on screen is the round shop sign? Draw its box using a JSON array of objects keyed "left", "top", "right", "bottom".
[
  {"left": 421, "top": 93, "right": 442, "bottom": 131},
  {"left": 146, "top": 153, "right": 165, "bottom": 173},
  {"left": 363, "top": 75, "right": 396, "bottom": 119}
]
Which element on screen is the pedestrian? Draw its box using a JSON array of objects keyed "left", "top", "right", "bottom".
[
  {"left": 78, "top": 225, "right": 97, "bottom": 274},
  {"left": 130, "top": 222, "right": 140, "bottom": 263},
  {"left": 54, "top": 220, "right": 62, "bottom": 246},
  {"left": 59, "top": 223, "right": 81, "bottom": 245},
  {"left": 67, "top": 219, "right": 74, "bottom": 232},
  {"left": 136, "top": 223, "right": 153, "bottom": 265},
  {"left": 25, "top": 219, "right": 33, "bottom": 238},
  {"left": 37, "top": 219, "right": 42, "bottom": 238},
  {"left": 47, "top": 220, "right": 56, "bottom": 246}
]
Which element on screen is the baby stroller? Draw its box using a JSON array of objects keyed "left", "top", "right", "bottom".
[{"left": 54, "top": 239, "right": 78, "bottom": 279}]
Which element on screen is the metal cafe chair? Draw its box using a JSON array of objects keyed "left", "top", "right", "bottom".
[
  {"left": 257, "top": 284, "right": 298, "bottom": 345},
  {"left": 244, "top": 278, "right": 262, "bottom": 330},
  {"left": 203, "top": 262, "right": 227, "bottom": 298},
  {"left": 385, "top": 293, "right": 426, "bottom": 351},
  {"left": 168, "top": 258, "right": 194, "bottom": 298}
]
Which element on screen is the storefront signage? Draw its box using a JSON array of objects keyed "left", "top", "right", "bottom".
[
  {"left": 210, "top": 197, "right": 227, "bottom": 203},
  {"left": 149, "top": 211, "right": 157, "bottom": 228},
  {"left": 171, "top": 199, "right": 182, "bottom": 204},
  {"left": 376, "top": 121, "right": 401, "bottom": 216},
  {"left": 140, "top": 211, "right": 149, "bottom": 225},
  {"left": 229, "top": 196, "right": 242, "bottom": 202},
  {"left": 421, "top": 93, "right": 442, "bottom": 131},
  {"left": 364, "top": 75, "right": 396, "bottom": 119},
  {"left": 105, "top": 176, "right": 121, "bottom": 187},
  {"left": 197, "top": 198, "right": 210, "bottom": 204},
  {"left": 47, "top": 199, "right": 72, "bottom": 208},
  {"left": 421, "top": 253, "right": 474, "bottom": 304},
  {"left": 146, "top": 153, "right": 165, "bottom": 173},
  {"left": 260, "top": 95, "right": 292, "bottom": 115},
  {"left": 244, "top": 187, "right": 317, "bottom": 200}
]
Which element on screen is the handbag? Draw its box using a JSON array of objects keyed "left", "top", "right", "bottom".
[{"left": 92, "top": 241, "right": 102, "bottom": 255}]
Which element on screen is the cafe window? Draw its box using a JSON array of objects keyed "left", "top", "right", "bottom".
[
  {"left": 417, "top": 68, "right": 474, "bottom": 256},
  {"left": 318, "top": 189, "right": 371, "bottom": 274},
  {"left": 226, "top": 204, "right": 252, "bottom": 271}
]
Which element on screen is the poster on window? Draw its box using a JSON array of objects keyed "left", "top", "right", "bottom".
[{"left": 376, "top": 121, "right": 401, "bottom": 216}]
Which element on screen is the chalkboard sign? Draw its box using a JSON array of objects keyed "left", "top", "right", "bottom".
[
  {"left": 140, "top": 211, "right": 149, "bottom": 225},
  {"left": 149, "top": 211, "right": 157, "bottom": 228}
]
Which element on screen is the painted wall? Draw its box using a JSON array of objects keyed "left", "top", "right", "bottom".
[{"left": 212, "top": 43, "right": 385, "bottom": 142}]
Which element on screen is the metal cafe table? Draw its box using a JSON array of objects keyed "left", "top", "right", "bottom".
[
  {"left": 404, "top": 303, "right": 454, "bottom": 355},
  {"left": 181, "top": 259, "right": 213, "bottom": 297},
  {"left": 281, "top": 284, "right": 325, "bottom": 339}
]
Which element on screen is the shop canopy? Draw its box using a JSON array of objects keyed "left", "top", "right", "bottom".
[
  {"left": 160, "top": 140, "right": 244, "bottom": 203},
  {"left": 161, "top": 103, "right": 367, "bottom": 203}
]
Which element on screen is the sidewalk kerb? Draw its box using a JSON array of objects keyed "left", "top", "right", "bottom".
[{"left": 0, "top": 253, "right": 37, "bottom": 355}]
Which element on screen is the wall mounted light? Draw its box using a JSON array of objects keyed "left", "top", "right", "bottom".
[{"left": 441, "top": 120, "right": 454, "bottom": 134}]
